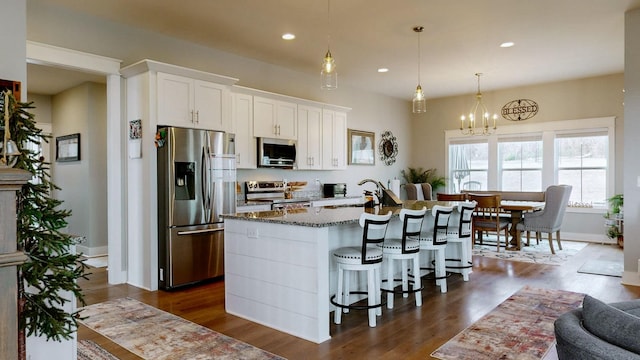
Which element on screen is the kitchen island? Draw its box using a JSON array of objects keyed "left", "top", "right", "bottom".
[{"left": 222, "top": 201, "right": 451, "bottom": 343}]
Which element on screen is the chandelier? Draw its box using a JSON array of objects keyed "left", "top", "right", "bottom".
[
  {"left": 412, "top": 26, "right": 426, "bottom": 113},
  {"left": 320, "top": 0, "right": 337, "bottom": 90},
  {"left": 460, "top": 73, "right": 497, "bottom": 135}
]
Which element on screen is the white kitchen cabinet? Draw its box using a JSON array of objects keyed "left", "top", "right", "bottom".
[
  {"left": 322, "top": 109, "right": 347, "bottom": 170},
  {"left": 157, "top": 72, "right": 231, "bottom": 131},
  {"left": 253, "top": 96, "right": 297, "bottom": 140},
  {"left": 231, "top": 93, "right": 256, "bottom": 169},
  {"left": 297, "top": 105, "right": 323, "bottom": 170}
]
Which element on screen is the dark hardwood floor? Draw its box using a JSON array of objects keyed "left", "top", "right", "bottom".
[{"left": 78, "top": 242, "right": 639, "bottom": 360}]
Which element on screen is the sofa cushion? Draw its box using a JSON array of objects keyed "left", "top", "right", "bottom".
[{"left": 582, "top": 295, "right": 640, "bottom": 354}]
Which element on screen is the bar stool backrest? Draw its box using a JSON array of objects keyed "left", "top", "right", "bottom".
[
  {"left": 359, "top": 211, "right": 392, "bottom": 264},
  {"left": 430, "top": 205, "right": 453, "bottom": 246},
  {"left": 398, "top": 207, "right": 427, "bottom": 254},
  {"left": 457, "top": 201, "right": 477, "bottom": 238}
]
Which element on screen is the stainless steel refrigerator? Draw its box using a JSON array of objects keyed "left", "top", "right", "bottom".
[{"left": 157, "top": 127, "right": 236, "bottom": 289}]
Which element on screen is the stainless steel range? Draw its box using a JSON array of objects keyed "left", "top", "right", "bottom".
[{"left": 244, "top": 180, "right": 313, "bottom": 209}]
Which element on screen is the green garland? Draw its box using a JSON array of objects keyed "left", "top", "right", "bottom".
[{"left": 1, "top": 91, "right": 88, "bottom": 341}]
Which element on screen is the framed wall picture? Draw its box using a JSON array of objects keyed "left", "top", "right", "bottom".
[
  {"left": 56, "top": 133, "right": 81, "bottom": 162},
  {"left": 347, "top": 129, "right": 375, "bottom": 165}
]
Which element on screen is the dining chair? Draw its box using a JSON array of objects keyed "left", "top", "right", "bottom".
[
  {"left": 419, "top": 205, "right": 453, "bottom": 293},
  {"left": 445, "top": 201, "right": 476, "bottom": 281},
  {"left": 468, "top": 193, "right": 510, "bottom": 251},
  {"left": 436, "top": 193, "right": 467, "bottom": 201},
  {"left": 331, "top": 211, "right": 392, "bottom": 327},
  {"left": 462, "top": 180, "right": 482, "bottom": 191},
  {"left": 516, "top": 185, "right": 572, "bottom": 254},
  {"left": 378, "top": 207, "right": 426, "bottom": 309},
  {"left": 405, "top": 183, "right": 433, "bottom": 200}
]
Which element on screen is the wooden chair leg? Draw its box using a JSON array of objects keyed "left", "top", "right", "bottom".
[
  {"left": 556, "top": 230, "right": 563, "bottom": 250},
  {"left": 526, "top": 231, "right": 531, "bottom": 246},
  {"left": 547, "top": 232, "right": 555, "bottom": 254}
]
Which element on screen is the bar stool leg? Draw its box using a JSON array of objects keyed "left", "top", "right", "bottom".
[
  {"left": 343, "top": 272, "right": 350, "bottom": 313},
  {"left": 435, "top": 249, "right": 447, "bottom": 293},
  {"left": 367, "top": 268, "right": 377, "bottom": 327},
  {"left": 375, "top": 267, "right": 382, "bottom": 316},
  {"left": 401, "top": 259, "right": 409, "bottom": 298},
  {"left": 334, "top": 266, "right": 344, "bottom": 324},
  {"left": 412, "top": 255, "right": 422, "bottom": 307},
  {"left": 386, "top": 257, "right": 394, "bottom": 309}
]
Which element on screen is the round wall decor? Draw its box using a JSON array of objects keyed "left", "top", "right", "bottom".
[{"left": 378, "top": 130, "right": 398, "bottom": 166}]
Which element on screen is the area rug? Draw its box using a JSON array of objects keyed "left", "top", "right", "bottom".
[
  {"left": 578, "top": 259, "right": 623, "bottom": 277},
  {"left": 77, "top": 340, "right": 119, "bottom": 360},
  {"left": 79, "top": 297, "right": 286, "bottom": 360},
  {"left": 473, "top": 238, "right": 588, "bottom": 265},
  {"left": 82, "top": 255, "right": 108, "bottom": 268},
  {"left": 431, "top": 286, "right": 585, "bottom": 360}
]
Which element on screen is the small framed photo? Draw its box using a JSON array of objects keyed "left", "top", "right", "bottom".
[
  {"left": 56, "top": 133, "right": 81, "bottom": 162},
  {"left": 348, "top": 129, "right": 375, "bottom": 165}
]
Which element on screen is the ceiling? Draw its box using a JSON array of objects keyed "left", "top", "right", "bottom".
[{"left": 28, "top": 0, "right": 640, "bottom": 99}]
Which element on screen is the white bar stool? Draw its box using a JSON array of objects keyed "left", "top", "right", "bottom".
[
  {"left": 419, "top": 205, "right": 453, "bottom": 293},
  {"left": 445, "top": 201, "right": 476, "bottom": 281},
  {"left": 331, "top": 211, "right": 392, "bottom": 327},
  {"left": 378, "top": 207, "right": 426, "bottom": 309}
]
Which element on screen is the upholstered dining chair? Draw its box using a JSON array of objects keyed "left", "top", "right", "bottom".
[
  {"left": 405, "top": 183, "right": 433, "bottom": 200},
  {"left": 332, "top": 211, "right": 392, "bottom": 327},
  {"left": 468, "top": 193, "right": 510, "bottom": 251},
  {"left": 516, "top": 185, "right": 572, "bottom": 254},
  {"left": 378, "top": 207, "right": 426, "bottom": 309}
]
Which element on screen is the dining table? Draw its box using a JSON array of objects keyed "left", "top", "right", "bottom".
[{"left": 500, "top": 200, "right": 545, "bottom": 250}]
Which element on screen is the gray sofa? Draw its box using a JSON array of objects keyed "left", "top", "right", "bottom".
[{"left": 554, "top": 295, "right": 640, "bottom": 360}]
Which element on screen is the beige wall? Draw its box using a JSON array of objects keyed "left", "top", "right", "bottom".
[
  {"left": 52, "top": 82, "right": 107, "bottom": 255},
  {"left": 412, "top": 73, "right": 624, "bottom": 193}
]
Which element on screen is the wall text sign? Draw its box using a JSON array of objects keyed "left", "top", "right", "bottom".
[{"left": 501, "top": 99, "right": 538, "bottom": 121}]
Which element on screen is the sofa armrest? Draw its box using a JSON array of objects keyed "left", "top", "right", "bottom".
[{"left": 554, "top": 309, "right": 640, "bottom": 360}]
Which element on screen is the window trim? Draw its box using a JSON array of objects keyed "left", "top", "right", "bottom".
[{"left": 444, "top": 116, "right": 616, "bottom": 207}]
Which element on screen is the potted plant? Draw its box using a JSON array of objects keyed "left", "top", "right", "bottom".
[
  {"left": 400, "top": 167, "right": 446, "bottom": 191},
  {"left": 604, "top": 194, "right": 623, "bottom": 248}
]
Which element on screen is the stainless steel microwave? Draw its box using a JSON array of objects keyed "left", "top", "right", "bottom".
[{"left": 257, "top": 137, "right": 296, "bottom": 169}]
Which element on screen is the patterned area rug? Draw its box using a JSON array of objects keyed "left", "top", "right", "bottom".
[
  {"left": 79, "top": 297, "right": 286, "bottom": 360},
  {"left": 77, "top": 340, "right": 119, "bottom": 360},
  {"left": 473, "top": 238, "right": 588, "bottom": 265},
  {"left": 431, "top": 286, "right": 584, "bottom": 360}
]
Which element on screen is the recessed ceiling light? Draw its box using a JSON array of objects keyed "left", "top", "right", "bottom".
[
  {"left": 282, "top": 33, "right": 296, "bottom": 40},
  {"left": 377, "top": 68, "right": 389, "bottom": 73},
  {"left": 500, "top": 41, "right": 515, "bottom": 48}
]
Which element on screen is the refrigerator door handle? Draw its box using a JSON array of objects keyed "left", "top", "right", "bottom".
[{"left": 177, "top": 228, "right": 224, "bottom": 236}]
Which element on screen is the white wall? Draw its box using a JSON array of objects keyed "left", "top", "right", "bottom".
[
  {"left": 0, "top": 0, "right": 26, "bottom": 86},
  {"left": 623, "top": 7, "right": 640, "bottom": 284},
  {"left": 52, "top": 82, "right": 108, "bottom": 256}
]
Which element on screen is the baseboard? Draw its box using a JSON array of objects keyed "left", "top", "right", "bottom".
[
  {"left": 621, "top": 271, "right": 640, "bottom": 287},
  {"left": 561, "top": 232, "right": 615, "bottom": 244},
  {"left": 76, "top": 245, "right": 108, "bottom": 257}
]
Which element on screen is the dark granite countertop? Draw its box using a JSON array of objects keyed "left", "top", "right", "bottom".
[{"left": 223, "top": 200, "right": 458, "bottom": 227}]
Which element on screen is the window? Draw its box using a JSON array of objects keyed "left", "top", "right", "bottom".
[
  {"left": 445, "top": 117, "right": 615, "bottom": 208},
  {"left": 449, "top": 142, "right": 488, "bottom": 192},
  {"left": 498, "top": 137, "right": 543, "bottom": 191},
  {"left": 556, "top": 133, "right": 608, "bottom": 205}
]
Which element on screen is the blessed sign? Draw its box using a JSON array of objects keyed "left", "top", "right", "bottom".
[{"left": 501, "top": 99, "right": 538, "bottom": 121}]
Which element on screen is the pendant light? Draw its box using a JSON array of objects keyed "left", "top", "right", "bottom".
[
  {"left": 459, "top": 73, "right": 497, "bottom": 135},
  {"left": 412, "top": 26, "right": 426, "bottom": 113},
  {"left": 321, "top": 0, "right": 337, "bottom": 90}
]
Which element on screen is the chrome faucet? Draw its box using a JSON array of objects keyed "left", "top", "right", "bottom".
[{"left": 357, "top": 179, "right": 386, "bottom": 203}]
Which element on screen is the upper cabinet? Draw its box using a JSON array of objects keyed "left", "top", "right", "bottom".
[
  {"left": 253, "top": 96, "right": 297, "bottom": 140},
  {"left": 157, "top": 72, "right": 231, "bottom": 131},
  {"left": 322, "top": 109, "right": 347, "bottom": 170},
  {"left": 297, "top": 105, "right": 323, "bottom": 170},
  {"left": 120, "top": 59, "right": 238, "bottom": 132},
  {"left": 231, "top": 93, "right": 256, "bottom": 169}
]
